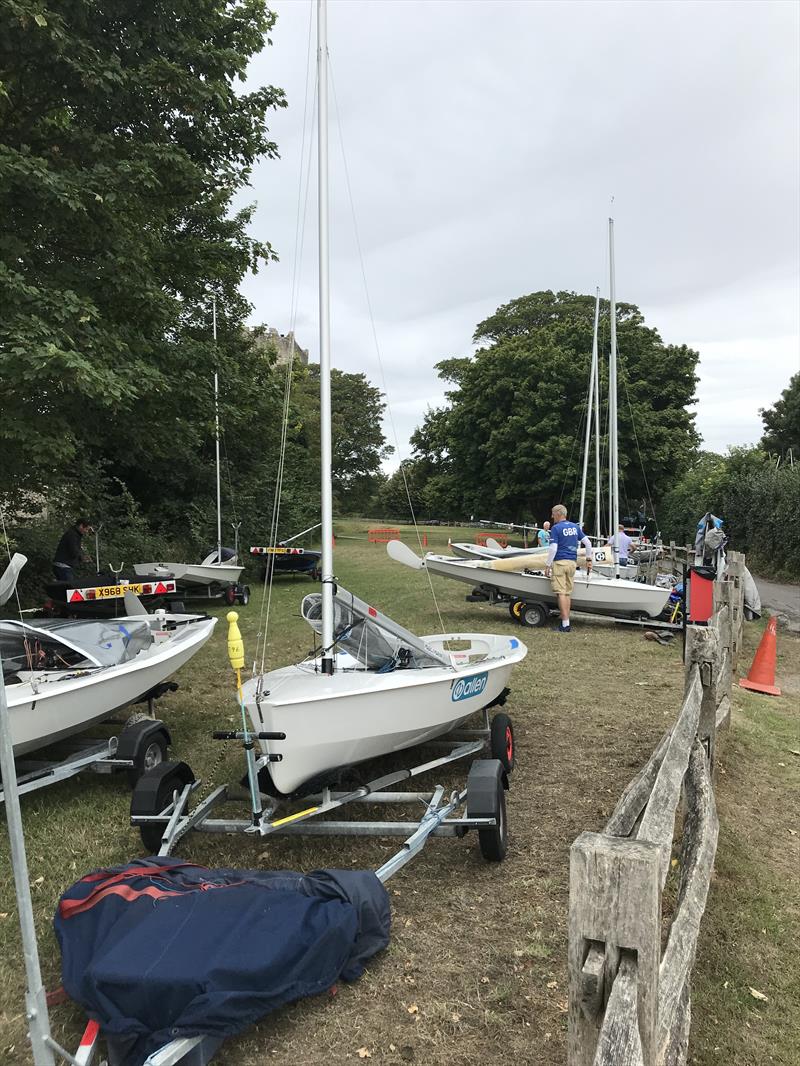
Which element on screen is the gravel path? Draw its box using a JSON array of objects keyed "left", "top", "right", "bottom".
[{"left": 754, "top": 576, "right": 800, "bottom": 623}]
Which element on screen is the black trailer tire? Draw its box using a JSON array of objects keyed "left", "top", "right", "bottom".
[
  {"left": 237, "top": 585, "right": 251, "bottom": 606},
  {"left": 131, "top": 761, "right": 195, "bottom": 854},
  {"left": 508, "top": 598, "right": 524, "bottom": 621},
  {"left": 518, "top": 601, "right": 548, "bottom": 627},
  {"left": 490, "top": 713, "right": 515, "bottom": 773},
  {"left": 467, "top": 759, "right": 508, "bottom": 862},
  {"left": 126, "top": 732, "right": 168, "bottom": 787},
  {"left": 116, "top": 720, "right": 171, "bottom": 787}
]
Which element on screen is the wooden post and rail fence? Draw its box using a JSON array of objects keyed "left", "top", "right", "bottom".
[{"left": 568, "top": 551, "right": 745, "bottom": 1066}]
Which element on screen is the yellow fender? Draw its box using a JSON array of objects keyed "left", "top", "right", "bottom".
[{"left": 226, "top": 610, "right": 245, "bottom": 671}]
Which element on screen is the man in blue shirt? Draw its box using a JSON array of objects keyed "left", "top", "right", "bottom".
[
  {"left": 544, "top": 504, "right": 593, "bottom": 632},
  {"left": 537, "top": 522, "right": 551, "bottom": 548}
]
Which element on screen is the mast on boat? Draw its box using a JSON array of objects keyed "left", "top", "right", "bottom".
[
  {"left": 578, "top": 287, "right": 601, "bottom": 536},
  {"left": 317, "top": 0, "right": 334, "bottom": 675},
  {"left": 213, "top": 296, "right": 223, "bottom": 566},
  {"left": 608, "top": 218, "right": 620, "bottom": 577},
  {"left": 592, "top": 288, "right": 602, "bottom": 540}
]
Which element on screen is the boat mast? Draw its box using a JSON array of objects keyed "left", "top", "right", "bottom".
[
  {"left": 578, "top": 287, "right": 601, "bottom": 532},
  {"left": 608, "top": 218, "right": 620, "bottom": 576},
  {"left": 213, "top": 296, "right": 223, "bottom": 565},
  {"left": 0, "top": 663, "right": 57, "bottom": 1065},
  {"left": 593, "top": 287, "right": 602, "bottom": 540},
  {"left": 317, "top": 0, "right": 334, "bottom": 675}
]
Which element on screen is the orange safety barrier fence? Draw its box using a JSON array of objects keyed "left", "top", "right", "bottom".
[
  {"left": 368, "top": 528, "right": 400, "bottom": 543},
  {"left": 476, "top": 532, "right": 507, "bottom": 547}
]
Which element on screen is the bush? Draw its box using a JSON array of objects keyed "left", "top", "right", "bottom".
[{"left": 660, "top": 447, "right": 800, "bottom": 581}]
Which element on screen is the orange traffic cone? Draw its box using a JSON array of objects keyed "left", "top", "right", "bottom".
[{"left": 739, "top": 616, "right": 781, "bottom": 696}]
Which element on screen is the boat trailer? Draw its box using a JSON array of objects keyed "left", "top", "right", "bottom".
[
  {"left": 465, "top": 582, "right": 684, "bottom": 633},
  {"left": 119, "top": 706, "right": 514, "bottom": 1065},
  {"left": 0, "top": 717, "right": 172, "bottom": 804}
]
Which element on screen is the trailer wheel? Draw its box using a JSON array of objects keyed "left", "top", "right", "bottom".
[
  {"left": 131, "top": 761, "right": 194, "bottom": 854},
  {"left": 518, "top": 601, "right": 548, "bottom": 627},
  {"left": 490, "top": 713, "right": 515, "bottom": 773},
  {"left": 237, "top": 585, "right": 251, "bottom": 606},
  {"left": 508, "top": 598, "right": 524, "bottom": 620},
  {"left": 467, "top": 759, "right": 508, "bottom": 863},
  {"left": 127, "top": 732, "right": 168, "bottom": 787},
  {"left": 224, "top": 586, "right": 237, "bottom": 606}
]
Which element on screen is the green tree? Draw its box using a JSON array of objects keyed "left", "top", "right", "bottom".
[
  {"left": 375, "top": 460, "right": 427, "bottom": 521},
  {"left": 660, "top": 446, "right": 800, "bottom": 580},
  {"left": 411, "top": 291, "right": 699, "bottom": 526},
  {"left": 291, "top": 364, "right": 392, "bottom": 515},
  {"left": 760, "top": 372, "right": 800, "bottom": 457},
  {"left": 0, "top": 0, "right": 285, "bottom": 523}
]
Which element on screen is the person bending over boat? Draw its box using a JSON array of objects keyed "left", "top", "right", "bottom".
[
  {"left": 53, "top": 518, "right": 92, "bottom": 583},
  {"left": 544, "top": 505, "right": 593, "bottom": 633}
]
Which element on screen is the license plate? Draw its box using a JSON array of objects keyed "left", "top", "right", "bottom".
[
  {"left": 250, "top": 546, "right": 304, "bottom": 556},
  {"left": 67, "top": 580, "right": 176, "bottom": 604}
]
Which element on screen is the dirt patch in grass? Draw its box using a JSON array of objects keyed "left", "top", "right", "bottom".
[{"left": 1, "top": 522, "right": 797, "bottom": 1063}]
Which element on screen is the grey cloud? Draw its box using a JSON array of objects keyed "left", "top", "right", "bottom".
[{"left": 237, "top": 0, "right": 799, "bottom": 463}]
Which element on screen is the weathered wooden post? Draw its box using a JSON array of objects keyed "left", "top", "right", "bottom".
[
  {"left": 568, "top": 834, "right": 661, "bottom": 1066},
  {"left": 684, "top": 626, "right": 723, "bottom": 773},
  {"left": 725, "top": 552, "right": 745, "bottom": 664}
]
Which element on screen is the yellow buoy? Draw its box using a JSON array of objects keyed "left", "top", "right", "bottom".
[{"left": 226, "top": 610, "right": 245, "bottom": 672}]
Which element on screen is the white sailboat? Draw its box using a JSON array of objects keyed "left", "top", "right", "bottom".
[
  {"left": 390, "top": 221, "right": 670, "bottom": 623},
  {"left": 134, "top": 299, "right": 244, "bottom": 590},
  {"left": 240, "top": 0, "right": 527, "bottom": 797},
  {"left": 0, "top": 557, "right": 216, "bottom": 756}
]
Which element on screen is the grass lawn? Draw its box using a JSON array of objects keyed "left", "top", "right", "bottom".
[{"left": 1, "top": 518, "right": 797, "bottom": 1064}]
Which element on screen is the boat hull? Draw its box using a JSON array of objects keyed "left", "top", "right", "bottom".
[
  {"left": 8, "top": 616, "right": 216, "bottom": 756},
  {"left": 424, "top": 555, "right": 670, "bottom": 618},
  {"left": 241, "top": 634, "right": 527, "bottom": 795},
  {"left": 133, "top": 563, "right": 244, "bottom": 588}
]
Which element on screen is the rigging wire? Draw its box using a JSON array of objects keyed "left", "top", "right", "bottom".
[
  {"left": 328, "top": 57, "right": 446, "bottom": 634},
  {"left": 558, "top": 395, "right": 585, "bottom": 507},
  {"left": 618, "top": 355, "right": 659, "bottom": 529},
  {"left": 220, "top": 430, "right": 238, "bottom": 526},
  {"left": 254, "top": 3, "right": 316, "bottom": 676}
]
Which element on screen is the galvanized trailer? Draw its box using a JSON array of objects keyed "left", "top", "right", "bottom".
[{"left": 120, "top": 704, "right": 515, "bottom": 1065}]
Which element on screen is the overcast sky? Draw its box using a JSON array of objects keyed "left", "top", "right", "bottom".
[{"left": 237, "top": 0, "right": 799, "bottom": 465}]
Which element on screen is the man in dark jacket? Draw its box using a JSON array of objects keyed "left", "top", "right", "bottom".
[{"left": 53, "top": 518, "right": 92, "bottom": 583}]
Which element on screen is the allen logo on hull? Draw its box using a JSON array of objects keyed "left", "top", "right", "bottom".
[{"left": 451, "top": 671, "right": 489, "bottom": 702}]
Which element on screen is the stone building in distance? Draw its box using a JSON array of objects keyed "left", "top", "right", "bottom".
[{"left": 253, "top": 326, "right": 309, "bottom": 366}]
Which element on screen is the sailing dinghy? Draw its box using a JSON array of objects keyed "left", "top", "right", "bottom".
[
  {"left": 1, "top": 555, "right": 216, "bottom": 756},
  {"left": 242, "top": 588, "right": 525, "bottom": 796},
  {"left": 241, "top": 1, "right": 527, "bottom": 797},
  {"left": 390, "top": 541, "right": 668, "bottom": 620}
]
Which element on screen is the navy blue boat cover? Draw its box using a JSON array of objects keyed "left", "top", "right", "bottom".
[{"left": 55, "top": 857, "right": 391, "bottom": 1064}]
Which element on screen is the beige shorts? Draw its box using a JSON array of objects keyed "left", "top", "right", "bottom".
[{"left": 551, "top": 559, "right": 576, "bottom": 595}]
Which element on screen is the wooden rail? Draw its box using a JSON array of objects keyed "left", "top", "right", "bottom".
[{"left": 568, "top": 552, "right": 745, "bottom": 1066}]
